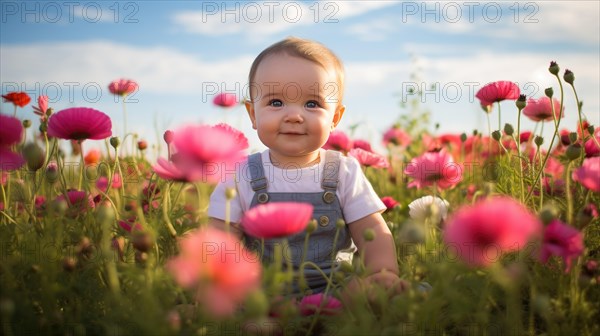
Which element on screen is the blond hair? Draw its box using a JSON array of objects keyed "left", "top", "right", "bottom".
[{"left": 248, "top": 37, "right": 345, "bottom": 105}]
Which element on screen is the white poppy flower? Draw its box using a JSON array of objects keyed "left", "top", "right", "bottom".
[{"left": 408, "top": 196, "right": 450, "bottom": 224}]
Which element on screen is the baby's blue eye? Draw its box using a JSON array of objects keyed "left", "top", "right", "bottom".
[
  {"left": 305, "top": 101, "right": 319, "bottom": 108},
  {"left": 269, "top": 99, "right": 283, "bottom": 107}
]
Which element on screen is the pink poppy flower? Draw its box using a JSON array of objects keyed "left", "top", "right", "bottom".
[
  {"left": 241, "top": 202, "right": 313, "bottom": 239},
  {"left": 108, "top": 79, "right": 138, "bottom": 96},
  {"left": 2, "top": 92, "right": 31, "bottom": 107},
  {"left": 166, "top": 228, "right": 261, "bottom": 317},
  {"left": 443, "top": 197, "right": 542, "bottom": 267},
  {"left": 0, "top": 114, "right": 23, "bottom": 146},
  {"left": 118, "top": 218, "right": 143, "bottom": 233},
  {"left": 323, "top": 130, "right": 353, "bottom": 152},
  {"left": 404, "top": 149, "right": 462, "bottom": 190},
  {"left": 55, "top": 190, "right": 95, "bottom": 216},
  {"left": 96, "top": 174, "right": 122, "bottom": 192},
  {"left": 539, "top": 220, "right": 584, "bottom": 272},
  {"left": 584, "top": 128, "right": 599, "bottom": 157},
  {"left": 383, "top": 126, "right": 411, "bottom": 147},
  {"left": 153, "top": 124, "right": 248, "bottom": 183},
  {"left": 352, "top": 139, "right": 373, "bottom": 152},
  {"left": 522, "top": 97, "right": 564, "bottom": 122},
  {"left": 544, "top": 156, "right": 564, "bottom": 178},
  {"left": 33, "top": 95, "right": 49, "bottom": 121},
  {"left": 299, "top": 293, "right": 343, "bottom": 316},
  {"left": 572, "top": 157, "right": 600, "bottom": 192},
  {"left": 213, "top": 93, "right": 238, "bottom": 107},
  {"left": 381, "top": 196, "right": 400, "bottom": 211},
  {"left": 559, "top": 129, "right": 571, "bottom": 146},
  {"left": 0, "top": 114, "right": 25, "bottom": 171},
  {"left": 348, "top": 148, "right": 389, "bottom": 168},
  {"left": 475, "top": 81, "right": 520, "bottom": 106},
  {"left": 47, "top": 107, "right": 112, "bottom": 141}
]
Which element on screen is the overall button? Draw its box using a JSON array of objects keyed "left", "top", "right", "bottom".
[
  {"left": 319, "top": 215, "right": 330, "bottom": 227},
  {"left": 323, "top": 191, "right": 335, "bottom": 204},
  {"left": 257, "top": 193, "right": 269, "bottom": 203}
]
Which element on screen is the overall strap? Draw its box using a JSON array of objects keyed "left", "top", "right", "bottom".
[
  {"left": 321, "top": 150, "right": 342, "bottom": 191},
  {"left": 248, "top": 153, "right": 268, "bottom": 192}
]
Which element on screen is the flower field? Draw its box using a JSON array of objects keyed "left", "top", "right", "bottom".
[{"left": 1, "top": 62, "right": 599, "bottom": 335}]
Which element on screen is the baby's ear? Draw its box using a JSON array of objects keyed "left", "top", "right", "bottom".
[
  {"left": 332, "top": 105, "right": 346, "bottom": 128},
  {"left": 245, "top": 100, "right": 257, "bottom": 130}
]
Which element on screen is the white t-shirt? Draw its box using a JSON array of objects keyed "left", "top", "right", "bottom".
[{"left": 208, "top": 148, "right": 386, "bottom": 224}]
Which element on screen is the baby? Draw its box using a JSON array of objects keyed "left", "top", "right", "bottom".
[{"left": 208, "top": 37, "right": 403, "bottom": 297}]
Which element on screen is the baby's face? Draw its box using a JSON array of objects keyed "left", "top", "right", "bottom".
[{"left": 247, "top": 54, "right": 344, "bottom": 164}]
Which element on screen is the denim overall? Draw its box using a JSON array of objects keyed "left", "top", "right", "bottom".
[{"left": 244, "top": 150, "right": 353, "bottom": 294}]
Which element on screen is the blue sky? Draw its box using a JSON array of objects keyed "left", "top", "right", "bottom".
[{"left": 1, "top": 1, "right": 599, "bottom": 157}]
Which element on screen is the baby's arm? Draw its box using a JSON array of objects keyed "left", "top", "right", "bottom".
[
  {"left": 343, "top": 212, "right": 409, "bottom": 300},
  {"left": 349, "top": 212, "right": 399, "bottom": 276}
]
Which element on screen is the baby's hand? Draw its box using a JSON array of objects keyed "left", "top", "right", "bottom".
[{"left": 364, "top": 271, "right": 409, "bottom": 296}]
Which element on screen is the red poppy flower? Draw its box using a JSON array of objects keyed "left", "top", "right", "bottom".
[
  {"left": 213, "top": 93, "right": 238, "bottom": 107},
  {"left": 242, "top": 202, "right": 313, "bottom": 239},
  {"left": 352, "top": 139, "right": 373, "bottom": 152},
  {"left": 475, "top": 81, "right": 520, "bottom": 106},
  {"left": 2, "top": 92, "right": 31, "bottom": 107},
  {"left": 108, "top": 79, "right": 138, "bottom": 96},
  {"left": 47, "top": 107, "right": 112, "bottom": 141},
  {"left": 381, "top": 196, "right": 400, "bottom": 211}
]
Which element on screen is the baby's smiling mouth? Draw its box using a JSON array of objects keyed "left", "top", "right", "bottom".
[{"left": 280, "top": 131, "right": 306, "bottom": 135}]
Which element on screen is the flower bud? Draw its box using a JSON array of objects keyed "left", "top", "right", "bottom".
[
  {"left": 225, "top": 187, "right": 237, "bottom": 200},
  {"left": 472, "top": 129, "right": 478, "bottom": 136},
  {"left": 516, "top": 94, "right": 527, "bottom": 110},
  {"left": 77, "top": 237, "right": 94, "bottom": 260},
  {"left": 534, "top": 136, "right": 544, "bottom": 147},
  {"left": 587, "top": 125, "right": 595, "bottom": 135},
  {"left": 363, "top": 228, "right": 376, "bottom": 242},
  {"left": 336, "top": 218, "right": 346, "bottom": 229},
  {"left": 539, "top": 204, "right": 560, "bottom": 225},
  {"left": 563, "top": 69, "right": 575, "bottom": 85},
  {"left": 460, "top": 133, "right": 467, "bottom": 142},
  {"left": 22, "top": 143, "right": 45, "bottom": 171},
  {"left": 504, "top": 123, "right": 514, "bottom": 136},
  {"left": 492, "top": 130, "right": 502, "bottom": 142},
  {"left": 163, "top": 130, "right": 174, "bottom": 144},
  {"left": 306, "top": 219, "right": 317, "bottom": 234},
  {"left": 569, "top": 132, "right": 578, "bottom": 144},
  {"left": 135, "top": 250, "right": 148, "bottom": 265},
  {"left": 544, "top": 87, "right": 554, "bottom": 98},
  {"left": 22, "top": 119, "right": 32, "bottom": 128},
  {"left": 62, "top": 257, "right": 77, "bottom": 272},
  {"left": 137, "top": 140, "right": 147, "bottom": 150},
  {"left": 46, "top": 108, "right": 53, "bottom": 117},
  {"left": 109, "top": 137, "right": 121, "bottom": 148},
  {"left": 565, "top": 144, "right": 582, "bottom": 161},
  {"left": 548, "top": 61, "right": 559, "bottom": 75},
  {"left": 132, "top": 232, "right": 153, "bottom": 252},
  {"left": 39, "top": 123, "right": 48, "bottom": 133},
  {"left": 340, "top": 261, "right": 354, "bottom": 273},
  {"left": 45, "top": 162, "right": 59, "bottom": 182}
]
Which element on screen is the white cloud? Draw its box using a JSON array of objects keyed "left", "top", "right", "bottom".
[
  {"left": 0, "top": 40, "right": 253, "bottom": 95},
  {"left": 171, "top": 0, "right": 397, "bottom": 36}
]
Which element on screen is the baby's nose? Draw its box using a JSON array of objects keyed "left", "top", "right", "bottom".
[{"left": 284, "top": 105, "right": 304, "bottom": 122}]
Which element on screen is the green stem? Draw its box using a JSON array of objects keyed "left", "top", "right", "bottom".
[
  {"left": 162, "top": 183, "right": 177, "bottom": 238},
  {"left": 515, "top": 107, "right": 525, "bottom": 203},
  {"left": 569, "top": 83, "right": 584, "bottom": 143},
  {"left": 497, "top": 101, "right": 502, "bottom": 132},
  {"left": 565, "top": 161, "right": 574, "bottom": 224},
  {"left": 78, "top": 141, "right": 85, "bottom": 191},
  {"left": 525, "top": 77, "right": 565, "bottom": 202}
]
